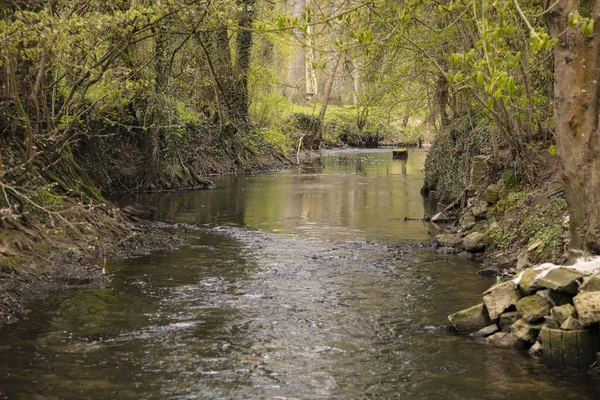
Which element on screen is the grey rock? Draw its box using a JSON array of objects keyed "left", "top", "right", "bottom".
[
  {"left": 436, "top": 233, "right": 463, "bottom": 248},
  {"left": 472, "top": 202, "right": 489, "bottom": 220},
  {"left": 470, "top": 324, "right": 499, "bottom": 338},
  {"left": 459, "top": 211, "right": 476, "bottom": 231},
  {"left": 485, "top": 332, "right": 522, "bottom": 348},
  {"left": 448, "top": 303, "right": 492, "bottom": 333},
  {"left": 483, "top": 281, "right": 522, "bottom": 320},
  {"left": 528, "top": 341, "right": 543, "bottom": 356},
  {"left": 536, "top": 268, "right": 585, "bottom": 294},
  {"left": 484, "top": 185, "right": 501, "bottom": 204},
  {"left": 561, "top": 316, "right": 584, "bottom": 330},
  {"left": 517, "top": 269, "right": 543, "bottom": 295},
  {"left": 573, "top": 291, "right": 600, "bottom": 327},
  {"left": 516, "top": 253, "right": 531, "bottom": 272},
  {"left": 549, "top": 304, "right": 576, "bottom": 326}
]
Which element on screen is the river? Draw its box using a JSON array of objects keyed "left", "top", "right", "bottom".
[{"left": 1, "top": 149, "right": 599, "bottom": 399}]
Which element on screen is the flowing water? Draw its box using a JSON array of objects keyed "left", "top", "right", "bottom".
[{"left": 1, "top": 150, "right": 599, "bottom": 399}]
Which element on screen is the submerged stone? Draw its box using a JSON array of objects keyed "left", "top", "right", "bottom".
[
  {"left": 485, "top": 332, "right": 521, "bottom": 348},
  {"left": 516, "top": 294, "right": 552, "bottom": 323},
  {"left": 448, "top": 303, "right": 492, "bottom": 333},
  {"left": 573, "top": 291, "right": 600, "bottom": 327},
  {"left": 483, "top": 281, "right": 522, "bottom": 320}
]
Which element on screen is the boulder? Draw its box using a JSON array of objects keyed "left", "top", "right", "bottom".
[
  {"left": 485, "top": 332, "right": 522, "bottom": 348},
  {"left": 484, "top": 185, "right": 501, "bottom": 204},
  {"left": 549, "top": 304, "right": 576, "bottom": 326},
  {"left": 517, "top": 269, "right": 543, "bottom": 295},
  {"left": 472, "top": 202, "right": 489, "bottom": 220},
  {"left": 499, "top": 311, "right": 521, "bottom": 331},
  {"left": 573, "top": 291, "right": 600, "bottom": 327},
  {"left": 561, "top": 316, "right": 584, "bottom": 330},
  {"left": 483, "top": 281, "right": 522, "bottom": 320},
  {"left": 536, "top": 267, "right": 585, "bottom": 294},
  {"left": 459, "top": 211, "right": 476, "bottom": 231},
  {"left": 516, "top": 294, "right": 552, "bottom": 323},
  {"left": 516, "top": 253, "right": 531, "bottom": 271},
  {"left": 470, "top": 324, "right": 499, "bottom": 338},
  {"left": 579, "top": 274, "right": 600, "bottom": 293},
  {"left": 511, "top": 318, "right": 543, "bottom": 343},
  {"left": 463, "top": 232, "right": 487, "bottom": 253},
  {"left": 448, "top": 303, "right": 492, "bottom": 333},
  {"left": 435, "top": 233, "right": 463, "bottom": 248},
  {"left": 468, "top": 155, "right": 488, "bottom": 190}
]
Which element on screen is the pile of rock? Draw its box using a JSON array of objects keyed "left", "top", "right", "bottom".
[{"left": 448, "top": 262, "right": 600, "bottom": 371}]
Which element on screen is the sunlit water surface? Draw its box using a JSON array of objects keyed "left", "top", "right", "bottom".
[{"left": 1, "top": 150, "right": 599, "bottom": 399}]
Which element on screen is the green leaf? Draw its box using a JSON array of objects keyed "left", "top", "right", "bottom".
[
  {"left": 548, "top": 145, "right": 557, "bottom": 156},
  {"left": 476, "top": 71, "right": 484, "bottom": 87}
]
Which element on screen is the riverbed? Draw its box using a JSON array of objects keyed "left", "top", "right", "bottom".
[{"left": 1, "top": 150, "right": 599, "bottom": 399}]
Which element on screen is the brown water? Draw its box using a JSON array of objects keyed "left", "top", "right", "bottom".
[{"left": 1, "top": 149, "right": 599, "bottom": 399}]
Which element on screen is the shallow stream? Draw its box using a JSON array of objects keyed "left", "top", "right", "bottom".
[{"left": 1, "top": 150, "right": 599, "bottom": 399}]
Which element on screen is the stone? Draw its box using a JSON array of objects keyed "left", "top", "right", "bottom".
[
  {"left": 549, "top": 304, "right": 576, "bottom": 326},
  {"left": 529, "top": 341, "right": 543, "bottom": 356},
  {"left": 483, "top": 281, "right": 522, "bottom": 320},
  {"left": 579, "top": 274, "right": 600, "bottom": 293},
  {"left": 484, "top": 185, "right": 501, "bottom": 204},
  {"left": 516, "top": 253, "right": 531, "bottom": 272},
  {"left": 435, "top": 233, "right": 463, "bottom": 248},
  {"left": 477, "top": 268, "right": 498, "bottom": 277},
  {"left": 561, "top": 316, "right": 584, "bottom": 330},
  {"left": 459, "top": 211, "right": 476, "bottom": 231},
  {"left": 470, "top": 324, "right": 499, "bottom": 338},
  {"left": 463, "top": 232, "right": 487, "bottom": 252},
  {"left": 516, "top": 294, "right": 552, "bottom": 323},
  {"left": 485, "top": 332, "right": 522, "bottom": 348},
  {"left": 436, "top": 246, "right": 459, "bottom": 254},
  {"left": 536, "top": 267, "right": 585, "bottom": 294},
  {"left": 549, "top": 290, "right": 574, "bottom": 306},
  {"left": 499, "top": 311, "right": 521, "bottom": 331},
  {"left": 472, "top": 202, "right": 489, "bottom": 220},
  {"left": 468, "top": 155, "right": 488, "bottom": 191},
  {"left": 573, "top": 291, "right": 600, "bottom": 327},
  {"left": 517, "top": 269, "right": 543, "bottom": 295},
  {"left": 541, "top": 326, "right": 596, "bottom": 371},
  {"left": 448, "top": 303, "right": 492, "bottom": 333},
  {"left": 511, "top": 318, "right": 543, "bottom": 343}
]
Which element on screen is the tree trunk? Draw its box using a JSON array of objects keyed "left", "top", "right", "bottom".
[
  {"left": 548, "top": 0, "right": 600, "bottom": 253},
  {"left": 233, "top": 0, "right": 255, "bottom": 128}
]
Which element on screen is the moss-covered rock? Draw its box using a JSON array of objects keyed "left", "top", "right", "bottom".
[
  {"left": 579, "top": 273, "right": 600, "bottom": 293},
  {"left": 511, "top": 318, "right": 543, "bottom": 343},
  {"left": 499, "top": 311, "right": 521, "bottom": 331},
  {"left": 463, "top": 232, "right": 487, "bottom": 252},
  {"left": 573, "top": 291, "right": 600, "bottom": 327},
  {"left": 517, "top": 269, "right": 543, "bottom": 295},
  {"left": 448, "top": 303, "right": 492, "bottom": 333},
  {"left": 536, "top": 268, "right": 585, "bottom": 294},
  {"left": 516, "top": 294, "right": 552, "bottom": 323}
]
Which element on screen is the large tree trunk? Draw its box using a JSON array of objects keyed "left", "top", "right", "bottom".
[{"left": 548, "top": 0, "right": 600, "bottom": 253}]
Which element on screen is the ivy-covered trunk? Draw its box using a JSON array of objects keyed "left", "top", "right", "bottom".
[{"left": 548, "top": 0, "right": 600, "bottom": 253}]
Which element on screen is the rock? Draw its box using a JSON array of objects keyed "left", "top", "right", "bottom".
[
  {"left": 448, "top": 303, "right": 492, "bottom": 333},
  {"left": 573, "top": 291, "right": 600, "bottom": 327},
  {"left": 499, "top": 311, "right": 521, "bottom": 331},
  {"left": 517, "top": 269, "right": 543, "bottom": 295},
  {"left": 516, "top": 294, "right": 552, "bottom": 323},
  {"left": 549, "top": 304, "right": 576, "bottom": 326},
  {"left": 561, "top": 316, "right": 584, "bottom": 330},
  {"left": 485, "top": 332, "right": 522, "bottom": 348},
  {"left": 463, "top": 232, "right": 487, "bottom": 252},
  {"left": 541, "top": 326, "right": 596, "bottom": 370},
  {"left": 529, "top": 341, "right": 543, "bottom": 356},
  {"left": 436, "top": 246, "right": 459, "bottom": 254},
  {"left": 459, "top": 211, "right": 476, "bottom": 231},
  {"left": 472, "top": 202, "right": 489, "bottom": 220},
  {"left": 121, "top": 203, "right": 157, "bottom": 220},
  {"left": 483, "top": 281, "right": 522, "bottom": 320},
  {"left": 477, "top": 268, "right": 498, "bottom": 277},
  {"left": 457, "top": 251, "right": 484, "bottom": 261},
  {"left": 516, "top": 253, "right": 531, "bottom": 271},
  {"left": 536, "top": 267, "right": 585, "bottom": 294},
  {"left": 470, "top": 324, "right": 499, "bottom": 337},
  {"left": 579, "top": 274, "right": 600, "bottom": 293},
  {"left": 511, "top": 318, "right": 543, "bottom": 343},
  {"left": 468, "top": 155, "right": 488, "bottom": 191},
  {"left": 435, "top": 233, "right": 463, "bottom": 248},
  {"left": 484, "top": 185, "right": 501, "bottom": 204}
]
